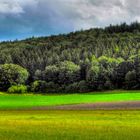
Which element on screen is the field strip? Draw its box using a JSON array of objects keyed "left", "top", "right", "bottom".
[{"left": 31, "top": 101, "right": 140, "bottom": 110}]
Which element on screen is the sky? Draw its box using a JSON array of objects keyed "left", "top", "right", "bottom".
[{"left": 0, "top": 0, "right": 140, "bottom": 41}]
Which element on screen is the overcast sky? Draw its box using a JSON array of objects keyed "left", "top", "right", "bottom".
[{"left": 0, "top": 0, "right": 140, "bottom": 41}]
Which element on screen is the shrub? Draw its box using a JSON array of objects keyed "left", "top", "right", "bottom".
[
  {"left": 0, "top": 64, "right": 29, "bottom": 90},
  {"left": 78, "top": 80, "right": 89, "bottom": 92},
  {"left": 104, "top": 80, "right": 114, "bottom": 90},
  {"left": 65, "top": 82, "right": 79, "bottom": 93},
  {"left": 31, "top": 80, "right": 47, "bottom": 93},
  {"left": 31, "top": 81, "right": 60, "bottom": 93},
  {"left": 65, "top": 81, "right": 89, "bottom": 93},
  {"left": 125, "top": 70, "right": 137, "bottom": 89},
  {"left": 8, "top": 85, "right": 28, "bottom": 94},
  {"left": 46, "top": 82, "right": 60, "bottom": 93}
]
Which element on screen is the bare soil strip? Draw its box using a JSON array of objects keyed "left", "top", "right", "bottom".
[{"left": 32, "top": 101, "right": 140, "bottom": 110}]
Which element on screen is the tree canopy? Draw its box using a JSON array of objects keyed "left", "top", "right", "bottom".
[{"left": 0, "top": 22, "right": 140, "bottom": 93}]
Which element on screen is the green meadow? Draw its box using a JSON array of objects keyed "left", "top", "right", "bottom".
[
  {"left": 0, "top": 91, "right": 140, "bottom": 109},
  {"left": 0, "top": 110, "right": 140, "bottom": 140}
]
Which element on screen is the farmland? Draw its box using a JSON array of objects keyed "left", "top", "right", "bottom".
[
  {"left": 0, "top": 110, "right": 140, "bottom": 140},
  {"left": 0, "top": 91, "right": 140, "bottom": 109},
  {"left": 0, "top": 91, "right": 140, "bottom": 140}
]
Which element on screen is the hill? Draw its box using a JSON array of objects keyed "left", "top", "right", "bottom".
[{"left": 0, "top": 22, "right": 140, "bottom": 93}]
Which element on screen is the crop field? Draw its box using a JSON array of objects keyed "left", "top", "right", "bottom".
[
  {"left": 0, "top": 110, "right": 140, "bottom": 140},
  {"left": 0, "top": 91, "right": 140, "bottom": 140},
  {"left": 0, "top": 91, "right": 140, "bottom": 109}
]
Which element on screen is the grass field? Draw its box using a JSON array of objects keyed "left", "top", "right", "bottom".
[
  {"left": 0, "top": 91, "right": 140, "bottom": 109},
  {"left": 0, "top": 110, "right": 140, "bottom": 140},
  {"left": 0, "top": 91, "right": 140, "bottom": 140}
]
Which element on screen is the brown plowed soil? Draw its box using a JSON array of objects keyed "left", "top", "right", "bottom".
[{"left": 32, "top": 101, "right": 140, "bottom": 110}]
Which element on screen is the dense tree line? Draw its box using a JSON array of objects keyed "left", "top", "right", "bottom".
[{"left": 0, "top": 22, "right": 140, "bottom": 93}]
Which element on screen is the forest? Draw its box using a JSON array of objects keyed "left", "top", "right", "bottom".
[{"left": 0, "top": 22, "right": 140, "bottom": 93}]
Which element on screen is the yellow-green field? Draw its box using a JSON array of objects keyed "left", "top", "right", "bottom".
[{"left": 0, "top": 110, "right": 140, "bottom": 140}]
